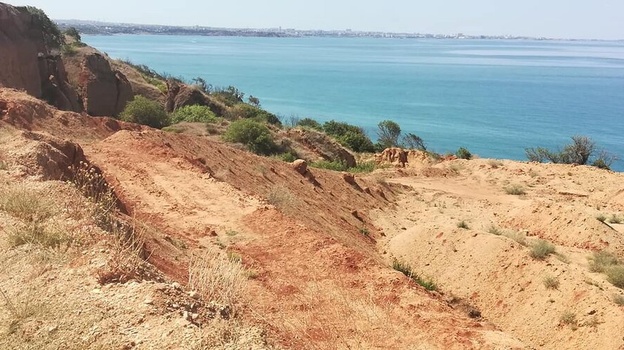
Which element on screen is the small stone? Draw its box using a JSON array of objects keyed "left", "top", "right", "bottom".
[
  {"left": 586, "top": 308, "right": 597, "bottom": 315},
  {"left": 291, "top": 159, "right": 308, "bottom": 175},
  {"left": 48, "top": 325, "right": 58, "bottom": 333},
  {"left": 171, "top": 282, "right": 182, "bottom": 290},
  {"left": 188, "top": 291, "right": 200, "bottom": 300},
  {"left": 91, "top": 288, "right": 102, "bottom": 294},
  {"left": 144, "top": 298, "right": 153, "bottom": 305}
]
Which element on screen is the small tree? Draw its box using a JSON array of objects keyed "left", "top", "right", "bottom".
[
  {"left": 377, "top": 120, "right": 401, "bottom": 149},
  {"left": 120, "top": 96, "right": 169, "bottom": 129},
  {"left": 402, "top": 133, "right": 427, "bottom": 151},
  {"left": 248, "top": 95, "right": 261, "bottom": 107},
  {"left": 525, "top": 135, "right": 615, "bottom": 169},
  {"left": 64, "top": 27, "right": 81, "bottom": 42},
  {"left": 456, "top": 147, "right": 472, "bottom": 160},
  {"left": 223, "top": 119, "right": 276, "bottom": 155},
  {"left": 297, "top": 117, "right": 322, "bottom": 130}
]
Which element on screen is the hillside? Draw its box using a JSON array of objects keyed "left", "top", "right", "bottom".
[{"left": 1, "top": 3, "right": 623, "bottom": 349}]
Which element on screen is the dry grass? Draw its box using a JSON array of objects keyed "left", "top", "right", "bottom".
[
  {"left": 529, "top": 239, "right": 556, "bottom": 260},
  {"left": 188, "top": 246, "right": 247, "bottom": 312},
  {"left": 69, "top": 161, "right": 118, "bottom": 229},
  {"left": 613, "top": 294, "right": 624, "bottom": 306},
  {"left": 606, "top": 266, "right": 624, "bottom": 289},
  {"left": 503, "top": 231, "right": 528, "bottom": 247},
  {"left": 543, "top": 275, "right": 560, "bottom": 289},
  {"left": 457, "top": 220, "right": 470, "bottom": 230},
  {"left": 0, "top": 185, "right": 55, "bottom": 223},
  {"left": 266, "top": 185, "right": 296, "bottom": 211},
  {"left": 487, "top": 225, "right": 503, "bottom": 235},
  {"left": 487, "top": 160, "right": 503, "bottom": 168},
  {"left": 560, "top": 311, "right": 578, "bottom": 328},
  {"left": 588, "top": 251, "right": 619, "bottom": 273},
  {"left": 504, "top": 184, "right": 526, "bottom": 195},
  {"left": 0, "top": 287, "right": 44, "bottom": 335},
  {"left": 96, "top": 219, "right": 151, "bottom": 284}
]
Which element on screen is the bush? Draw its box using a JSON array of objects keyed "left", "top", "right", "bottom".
[
  {"left": 297, "top": 118, "right": 323, "bottom": 131},
  {"left": 457, "top": 220, "right": 469, "bottom": 229},
  {"left": 171, "top": 105, "right": 218, "bottom": 124},
  {"left": 323, "top": 120, "right": 376, "bottom": 153},
  {"left": 402, "top": 133, "right": 427, "bottom": 151},
  {"left": 456, "top": 147, "right": 472, "bottom": 160},
  {"left": 64, "top": 27, "right": 81, "bottom": 42},
  {"left": 311, "top": 160, "right": 348, "bottom": 171},
  {"left": 526, "top": 135, "right": 616, "bottom": 169},
  {"left": 543, "top": 275, "right": 560, "bottom": 289},
  {"left": 504, "top": 184, "right": 526, "bottom": 195},
  {"left": 589, "top": 251, "right": 620, "bottom": 273},
  {"left": 530, "top": 239, "right": 556, "bottom": 260},
  {"left": 606, "top": 266, "right": 624, "bottom": 289},
  {"left": 120, "top": 96, "right": 169, "bottom": 128},
  {"left": 223, "top": 119, "right": 276, "bottom": 155},
  {"left": 228, "top": 104, "right": 281, "bottom": 126}
]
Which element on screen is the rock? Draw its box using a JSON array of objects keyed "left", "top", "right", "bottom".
[
  {"left": 48, "top": 325, "right": 58, "bottom": 333},
  {"left": 342, "top": 172, "right": 356, "bottom": 185},
  {"left": 283, "top": 128, "right": 356, "bottom": 167},
  {"left": 0, "top": 3, "right": 81, "bottom": 112},
  {"left": 165, "top": 81, "right": 226, "bottom": 116},
  {"left": 171, "top": 282, "right": 182, "bottom": 290},
  {"left": 73, "top": 52, "right": 133, "bottom": 116},
  {"left": 144, "top": 298, "right": 153, "bottom": 305},
  {"left": 291, "top": 159, "right": 308, "bottom": 175},
  {"left": 188, "top": 291, "right": 201, "bottom": 300}
]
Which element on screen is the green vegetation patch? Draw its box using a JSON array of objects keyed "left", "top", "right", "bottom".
[
  {"left": 120, "top": 95, "right": 170, "bottom": 129},
  {"left": 171, "top": 105, "right": 218, "bottom": 124}
]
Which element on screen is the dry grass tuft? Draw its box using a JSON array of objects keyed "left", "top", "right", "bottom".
[
  {"left": 188, "top": 246, "right": 247, "bottom": 313},
  {"left": 613, "top": 294, "right": 624, "bottom": 306},
  {"left": 0, "top": 185, "right": 55, "bottom": 223},
  {"left": 266, "top": 185, "right": 296, "bottom": 211},
  {"left": 588, "top": 251, "right": 619, "bottom": 273},
  {"left": 543, "top": 275, "right": 560, "bottom": 289},
  {"left": 96, "top": 220, "right": 151, "bottom": 284},
  {"left": 560, "top": 311, "right": 577, "bottom": 328},
  {"left": 503, "top": 231, "right": 528, "bottom": 247},
  {"left": 69, "top": 161, "right": 118, "bottom": 229},
  {"left": 504, "top": 184, "right": 526, "bottom": 195},
  {"left": 530, "top": 239, "right": 556, "bottom": 260},
  {"left": 606, "top": 266, "right": 624, "bottom": 289}
]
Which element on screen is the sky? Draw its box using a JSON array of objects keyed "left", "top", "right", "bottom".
[{"left": 5, "top": 0, "right": 624, "bottom": 40}]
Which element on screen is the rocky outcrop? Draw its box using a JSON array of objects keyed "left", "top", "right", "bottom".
[
  {"left": 165, "top": 81, "right": 227, "bottom": 116},
  {"left": 74, "top": 52, "right": 133, "bottom": 116},
  {"left": 0, "top": 3, "right": 81, "bottom": 112},
  {"left": 376, "top": 147, "right": 431, "bottom": 167},
  {"left": 283, "top": 128, "right": 357, "bottom": 168}
]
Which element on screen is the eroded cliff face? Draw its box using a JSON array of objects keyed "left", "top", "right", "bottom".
[{"left": 0, "top": 3, "right": 82, "bottom": 112}]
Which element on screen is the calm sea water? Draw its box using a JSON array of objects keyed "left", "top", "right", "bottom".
[{"left": 83, "top": 35, "right": 624, "bottom": 171}]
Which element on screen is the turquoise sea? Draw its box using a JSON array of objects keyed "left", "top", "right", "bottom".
[{"left": 83, "top": 35, "right": 624, "bottom": 171}]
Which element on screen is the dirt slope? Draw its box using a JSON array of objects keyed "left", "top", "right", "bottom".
[
  {"left": 373, "top": 159, "right": 624, "bottom": 349},
  {"left": 0, "top": 89, "right": 526, "bottom": 348}
]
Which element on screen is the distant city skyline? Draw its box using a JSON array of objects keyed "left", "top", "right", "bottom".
[{"left": 5, "top": 0, "right": 624, "bottom": 40}]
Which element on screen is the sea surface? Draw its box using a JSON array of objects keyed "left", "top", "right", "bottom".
[{"left": 83, "top": 35, "right": 624, "bottom": 171}]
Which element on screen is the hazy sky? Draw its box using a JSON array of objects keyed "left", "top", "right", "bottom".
[{"left": 5, "top": 0, "right": 624, "bottom": 39}]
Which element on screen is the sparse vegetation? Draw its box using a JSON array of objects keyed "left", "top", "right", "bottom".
[
  {"left": 530, "top": 239, "right": 556, "bottom": 260},
  {"left": 310, "top": 160, "right": 377, "bottom": 173},
  {"left": 266, "top": 185, "right": 295, "bottom": 210},
  {"left": 359, "top": 227, "right": 370, "bottom": 236},
  {"left": 588, "top": 251, "right": 619, "bottom": 273},
  {"left": 487, "top": 225, "right": 503, "bottom": 235},
  {"left": 223, "top": 119, "right": 276, "bottom": 155},
  {"left": 392, "top": 260, "right": 437, "bottom": 291},
  {"left": 606, "top": 266, "right": 624, "bottom": 289},
  {"left": 456, "top": 147, "right": 472, "bottom": 160},
  {"left": 69, "top": 161, "right": 118, "bottom": 230},
  {"left": 457, "top": 220, "right": 469, "bottom": 230},
  {"left": 96, "top": 220, "right": 150, "bottom": 284},
  {"left": 120, "top": 95, "right": 170, "bottom": 128},
  {"left": 296, "top": 117, "right": 323, "bottom": 131},
  {"left": 17, "top": 6, "right": 64, "bottom": 48},
  {"left": 560, "top": 311, "right": 578, "bottom": 327},
  {"left": 322, "top": 120, "right": 376, "bottom": 153},
  {"left": 171, "top": 105, "right": 218, "bottom": 124},
  {"left": 227, "top": 103, "right": 281, "bottom": 126},
  {"left": 503, "top": 231, "right": 528, "bottom": 246},
  {"left": 543, "top": 275, "right": 560, "bottom": 289},
  {"left": 613, "top": 294, "right": 624, "bottom": 306},
  {"left": 188, "top": 247, "right": 246, "bottom": 313},
  {"left": 525, "top": 135, "right": 617, "bottom": 170},
  {"left": 608, "top": 214, "right": 623, "bottom": 224},
  {"left": 504, "top": 184, "right": 526, "bottom": 195},
  {"left": 596, "top": 214, "right": 607, "bottom": 223},
  {"left": 488, "top": 160, "right": 503, "bottom": 168}
]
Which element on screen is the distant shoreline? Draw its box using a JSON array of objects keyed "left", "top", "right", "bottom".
[{"left": 56, "top": 20, "right": 622, "bottom": 42}]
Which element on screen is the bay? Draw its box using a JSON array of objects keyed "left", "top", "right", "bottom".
[{"left": 83, "top": 35, "right": 624, "bottom": 170}]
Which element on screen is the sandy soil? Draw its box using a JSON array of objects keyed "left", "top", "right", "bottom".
[{"left": 2, "top": 88, "right": 623, "bottom": 349}]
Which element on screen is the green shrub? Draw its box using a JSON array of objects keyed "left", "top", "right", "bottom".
[
  {"left": 64, "top": 27, "right": 81, "bottom": 42},
  {"left": 275, "top": 151, "right": 298, "bottom": 163},
  {"left": 297, "top": 118, "right": 323, "bottom": 130},
  {"left": 348, "top": 162, "right": 376, "bottom": 173},
  {"left": 392, "top": 260, "right": 437, "bottom": 291},
  {"left": 228, "top": 104, "right": 281, "bottom": 126},
  {"left": 456, "top": 147, "right": 472, "bottom": 160},
  {"left": 526, "top": 136, "right": 615, "bottom": 169},
  {"left": 530, "top": 239, "right": 556, "bottom": 260},
  {"left": 120, "top": 96, "right": 169, "bottom": 128},
  {"left": 377, "top": 120, "right": 401, "bottom": 149},
  {"left": 323, "top": 120, "right": 375, "bottom": 153},
  {"left": 223, "top": 119, "right": 276, "bottom": 155},
  {"left": 171, "top": 105, "right": 218, "bottom": 124}
]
